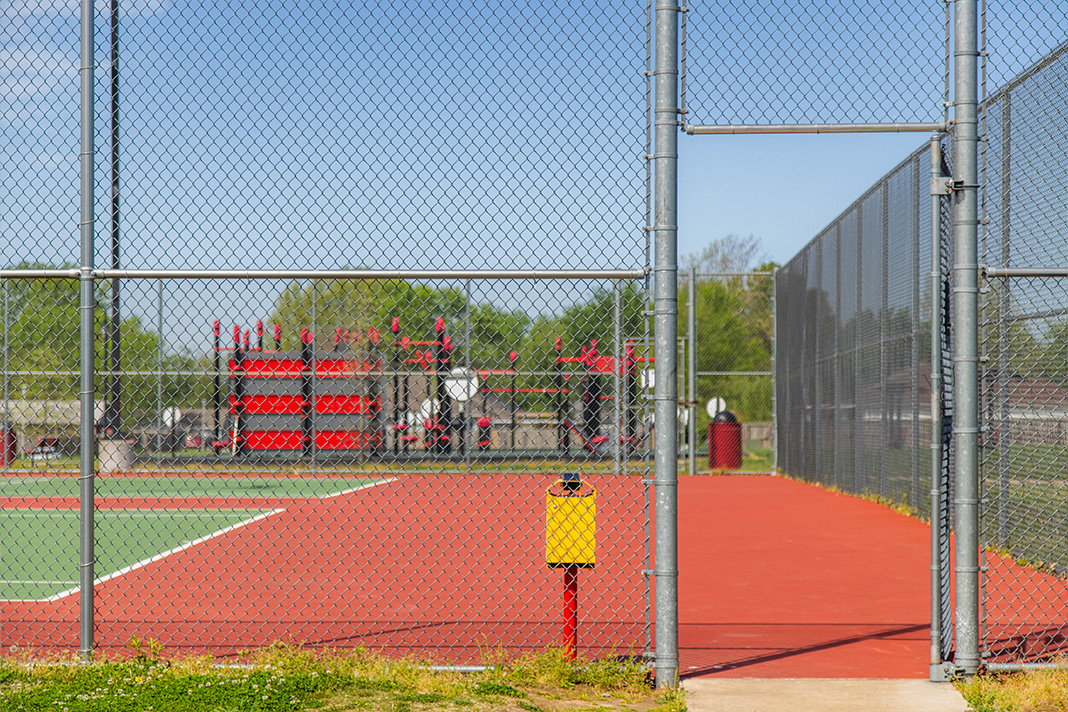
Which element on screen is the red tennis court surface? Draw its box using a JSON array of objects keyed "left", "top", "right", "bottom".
[
  {"left": 678, "top": 475, "right": 932, "bottom": 678},
  {"left": 1, "top": 473, "right": 646, "bottom": 659}
]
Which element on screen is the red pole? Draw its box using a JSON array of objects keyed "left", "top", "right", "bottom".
[{"left": 563, "top": 564, "right": 578, "bottom": 659}]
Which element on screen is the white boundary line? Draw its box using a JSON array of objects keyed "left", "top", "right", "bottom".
[
  {"left": 39, "top": 477, "right": 399, "bottom": 603},
  {"left": 320, "top": 477, "right": 397, "bottom": 500},
  {"left": 43, "top": 508, "right": 285, "bottom": 602}
]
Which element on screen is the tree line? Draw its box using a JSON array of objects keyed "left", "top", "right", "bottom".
[{"left": 2, "top": 237, "right": 781, "bottom": 431}]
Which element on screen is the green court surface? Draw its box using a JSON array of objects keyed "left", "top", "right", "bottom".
[
  {"left": 0, "top": 475, "right": 372, "bottom": 500},
  {"left": 0, "top": 475, "right": 377, "bottom": 601},
  {"left": 1, "top": 509, "right": 272, "bottom": 600}
]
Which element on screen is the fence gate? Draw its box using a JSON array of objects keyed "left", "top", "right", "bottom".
[
  {"left": 980, "top": 270, "right": 1068, "bottom": 667},
  {"left": 978, "top": 40, "right": 1068, "bottom": 668}
]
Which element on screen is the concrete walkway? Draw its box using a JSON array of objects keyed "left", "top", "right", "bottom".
[{"left": 683, "top": 679, "right": 971, "bottom": 712}]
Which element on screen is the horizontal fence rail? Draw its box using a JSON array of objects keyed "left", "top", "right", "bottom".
[{"left": 0, "top": 270, "right": 648, "bottom": 281}]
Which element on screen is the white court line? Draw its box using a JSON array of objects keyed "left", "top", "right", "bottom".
[
  {"left": 41, "top": 476, "right": 400, "bottom": 603},
  {"left": 44, "top": 507, "right": 286, "bottom": 602},
  {"left": 320, "top": 477, "right": 398, "bottom": 500},
  {"left": 1, "top": 511, "right": 263, "bottom": 518}
]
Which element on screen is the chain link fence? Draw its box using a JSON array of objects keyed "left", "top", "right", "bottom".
[
  {"left": 979, "top": 22, "right": 1068, "bottom": 665},
  {"left": 681, "top": 0, "right": 949, "bottom": 126},
  {"left": 1, "top": 0, "right": 652, "bottom": 660},
  {"left": 776, "top": 143, "right": 943, "bottom": 512},
  {"left": 771, "top": 3, "right": 1068, "bottom": 669}
]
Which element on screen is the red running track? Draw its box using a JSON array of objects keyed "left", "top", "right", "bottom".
[{"left": 678, "top": 475, "right": 932, "bottom": 678}]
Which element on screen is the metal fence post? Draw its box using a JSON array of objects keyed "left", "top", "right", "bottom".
[
  {"left": 929, "top": 135, "right": 947, "bottom": 681},
  {"left": 997, "top": 94, "right": 1011, "bottom": 545},
  {"left": 912, "top": 154, "right": 921, "bottom": 513},
  {"left": 78, "top": 0, "right": 97, "bottom": 661},
  {"left": 687, "top": 267, "right": 696, "bottom": 475},
  {"left": 653, "top": 0, "right": 679, "bottom": 687},
  {"left": 157, "top": 281, "right": 163, "bottom": 464},
  {"left": 3, "top": 281, "right": 8, "bottom": 473},
  {"left": 880, "top": 184, "right": 889, "bottom": 499},
  {"left": 615, "top": 282, "right": 623, "bottom": 476},
  {"left": 771, "top": 268, "right": 778, "bottom": 473},
  {"left": 952, "top": 0, "right": 981, "bottom": 677}
]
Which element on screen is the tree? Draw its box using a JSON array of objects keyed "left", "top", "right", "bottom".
[
  {"left": 679, "top": 236, "right": 778, "bottom": 428},
  {"left": 1, "top": 262, "right": 200, "bottom": 429},
  {"left": 266, "top": 279, "right": 466, "bottom": 350},
  {"left": 681, "top": 233, "right": 767, "bottom": 274}
]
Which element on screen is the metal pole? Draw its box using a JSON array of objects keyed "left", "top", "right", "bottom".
[
  {"left": 104, "top": 0, "right": 121, "bottom": 437},
  {"left": 687, "top": 267, "right": 696, "bottom": 475},
  {"left": 156, "top": 281, "right": 162, "bottom": 465},
  {"left": 834, "top": 226, "right": 843, "bottom": 488},
  {"left": 881, "top": 185, "right": 889, "bottom": 498},
  {"left": 87, "top": 268, "right": 648, "bottom": 281},
  {"left": 3, "top": 281, "right": 8, "bottom": 471},
  {"left": 563, "top": 564, "right": 578, "bottom": 660},
  {"left": 997, "top": 93, "right": 1010, "bottom": 545},
  {"left": 912, "top": 154, "right": 922, "bottom": 512},
  {"left": 771, "top": 268, "right": 778, "bottom": 474},
  {"left": 614, "top": 282, "right": 623, "bottom": 476},
  {"left": 929, "top": 135, "right": 946, "bottom": 681},
  {"left": 3, "top": 281, "right": 8, "bottom": 469},
  {"left": 464, "top": 281, "right": 471, "bottom": 468},
  {"left": 392, "top": 318, "right": 400, "bottom": 457},
  {"left": 653, "top": 0, "right": 679, "bottom": 688},
  {"left": 311, "top": 284, "right": 317, "bottom": 471},
  {"left": 685, "top": 122, "right": 949, "bottom": 135},
  {"left": 952, "top": 0, "right": 981, "bottom": 677},
  {"left": 854, "top": 209, "right": 863, "bottom": 493},
  {"left": 78, "top": 0, "right": 97, "bottom": 660},
  {"left": 212, "top": 321, "right": 222, "bottom": 448}
]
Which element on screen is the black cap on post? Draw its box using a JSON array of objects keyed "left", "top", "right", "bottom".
[{"left": 561, "top": 471, "right": 580, "bottom": 492}]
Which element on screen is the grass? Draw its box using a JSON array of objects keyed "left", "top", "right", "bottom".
[
  {"left": 955, "top": 667, "right": 1068, "bottom": 711},
  {"left": 0, "top": 644, "right": 685, "bottom": 712}
]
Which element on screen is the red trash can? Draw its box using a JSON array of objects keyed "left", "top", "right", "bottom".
[
  {"left": 0, "top": 421, "right": 17, "bottom": 466},
  {"left": 708, "top": 411, "right": 742, "bottom": 470}
]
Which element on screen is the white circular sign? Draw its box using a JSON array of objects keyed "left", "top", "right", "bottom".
[
  {"left": 705, "top": 398, "right": 726, "bottom": 418},
  {"left": 418, "top": 398, "right": 439, "bottom": 420},
  {"left": 443, "top": 368, "right": 480, "bottom": 402},
  {"left": 162, "top": 407, "right": 182, "bottom": 428}
]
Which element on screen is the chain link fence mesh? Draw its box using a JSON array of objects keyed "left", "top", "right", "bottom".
[
  {"left": 681, "top": 0, "right": 949, "bottom": 125},
  {"left": 1, "top": 0, "right": 651, "bottom": 659},
  {"left": 979, "top": 7, "right": 1068, "bottom": 662},
  {"left": 775, "top": 144, "right": 941, "bottom": 515}
]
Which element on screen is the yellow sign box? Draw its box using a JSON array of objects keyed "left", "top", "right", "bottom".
[{"left": 545, "top": 481, "right": 596, "bottom": 568}]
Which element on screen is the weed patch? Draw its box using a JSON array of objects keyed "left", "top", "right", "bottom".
[{"left": 0, "top": 646, "right": 683, "bottom": 712}]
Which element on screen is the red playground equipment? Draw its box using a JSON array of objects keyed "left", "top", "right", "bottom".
[
  {"left": 213, "top": 323, "right": 384, "bottom": 456},
  {"left": 210, "top": 318, "right": 646, "bottom": 459}
]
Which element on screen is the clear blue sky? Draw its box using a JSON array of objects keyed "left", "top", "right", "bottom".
[
  {"left": 678, "top": 131, "right": 929, "bottom": 266},
  {"left": 4, "top": 0, "right": 1066, "bottom": 350}
]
